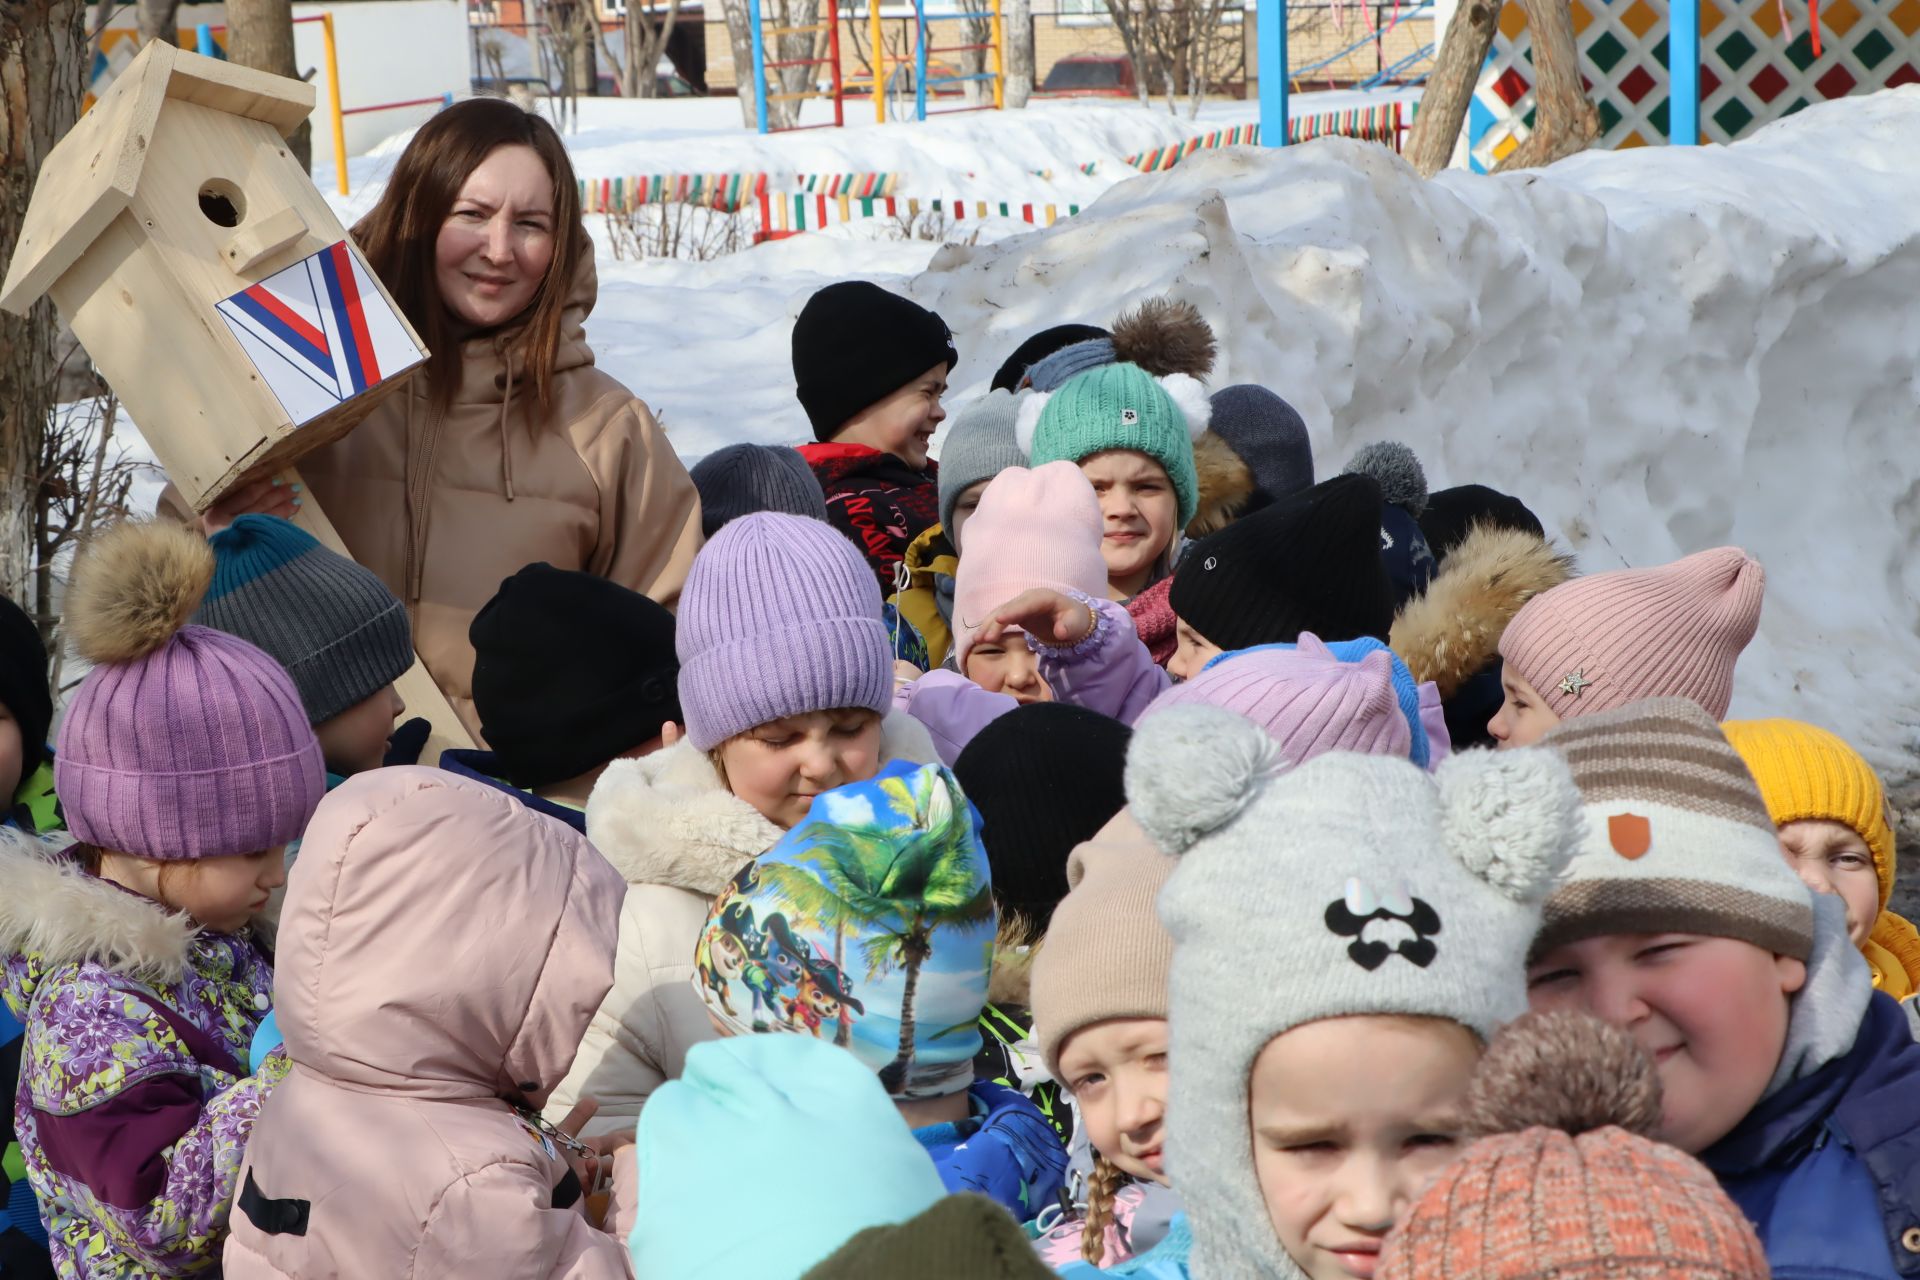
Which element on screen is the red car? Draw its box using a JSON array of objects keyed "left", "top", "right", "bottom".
[{"left": 1036, "top": 53, "right": 1138, "bottom": 97}]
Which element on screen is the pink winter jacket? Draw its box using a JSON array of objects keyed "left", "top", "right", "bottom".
[{"left": 223, "top": 768, "right": 632, "bottom": 1279}]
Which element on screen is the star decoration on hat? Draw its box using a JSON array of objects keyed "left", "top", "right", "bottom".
[{"left": 1559, "top": 670, "right": 1592, "bottom": 697}]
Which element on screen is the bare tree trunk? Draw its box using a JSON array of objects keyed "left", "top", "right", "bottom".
[
  {"left": 226, "top": 0, "right": 312, "bottom": 171},
  {"left": 1003, "top": 0, "right": 1032, "bottom": 106},
  {"left": 571, "top": 5, "right": 598, "bottom": 95},
  {"left": 718, "top": 0, "right": 764, "bottom": 125},
  {"left": 1406, "top": 0, "right": 1499, "bottom": 176},
  {"left": 1494, "top": 0, "right": 1597, "bottom": 169},
  {"left": 1103, "top": 0, "right": 1154, "bottom": 106},
  {"left": 2, "top": 0, "right": 88, "bottom": 603},
  {"left": 137, "top": 0, "right": 181, "bottom": 46}
]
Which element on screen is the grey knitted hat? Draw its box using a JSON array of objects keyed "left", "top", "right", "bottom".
[
  {"left": 1130, "top": 705, "right": 1581, "bottom": 1279},
  {"left": 1207, "top": 385, "right": 1314, "bottom": 512},
  {"left": 935, "top": 390, "right": 1027, "bottom": 539},
  {"left": 1025, "top": 337, "right": 1117, "bottom": 392},
  {"left": 192, "top": 515, "right": 413, "bottom": 725},
  {"left": 690, "top": 443, "right": 828, "bottom": 539}
]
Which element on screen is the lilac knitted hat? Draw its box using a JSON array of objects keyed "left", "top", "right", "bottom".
[
  {"left": 677, "top": 512, "right": 892, "bottom": 751},
  {"left": 56, "top": 522, "right": 324, "bottom": 861},
  {"left": 1141, "top": 631, "right": 1412, "bottom": 765},
  {"left": 1499, "top": 546, "right": 1764, "bottom": 721}
]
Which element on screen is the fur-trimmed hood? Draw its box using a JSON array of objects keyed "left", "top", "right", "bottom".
[
  {"left": 1185, "top": 431, "right": 1257, "bottom": 539},
  {"left": 0, "top": 831, "right": 198, "bottom": 991},
  {"left": 989, "top": 916, "right": 1038, "bottom": 1006},
  {"left": 584, "top": 710, "right": 941, "bottom": 895},
  {"left": 1389, "top": 525, "right": 1575, "bottom": 697}
]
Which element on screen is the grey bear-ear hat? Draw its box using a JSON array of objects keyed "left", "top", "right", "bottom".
[{"left": 1129, "top": 705, "right": 1583, "bottom": 1279}]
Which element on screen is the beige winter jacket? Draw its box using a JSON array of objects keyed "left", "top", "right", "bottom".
[
  {"left": 297, "top": 243, "right": 703, "bottom": 738},
  {"left": 224, "top": 768, "right": 631, "bottom": 1279},
  {"left": 545, "top": 712, "right": 940, "bottom": 1138}
]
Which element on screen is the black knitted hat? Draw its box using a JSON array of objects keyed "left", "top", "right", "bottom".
[
  {"left": 1169, "top": 473, "right": 1395, "bottom": 651},
  {"left": 792, "top": 282, "right": 958, "bottom": 441},
  {"left": 953, "top": 702, "right": 1131, "bottom": 936},
  {"left": 0, "top": 593, "right": 52, "bottom": 783},
  {"left": 1419, "top": 484, "right": 1547, "bottom": 563},
  {"left": 988, "top": 323, "right": 1110, "bottom": 392},
  {"left": 470, "top": 564, "right": 680, "bottom": 789}
]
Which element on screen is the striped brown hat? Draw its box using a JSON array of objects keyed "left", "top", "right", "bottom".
[{"left": 1534, "top": 697, "right": 1814, "bottom": 963}]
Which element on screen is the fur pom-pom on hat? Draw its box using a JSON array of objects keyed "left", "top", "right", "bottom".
[
  {"left": 1344, "top": 441, "right": 1428, "bottom": 517},
  {"left": 65, "top": 521, "right": 214, "bottom": 666},
  {"left": 1461, "top": 1011, "right": 1663, "bottom": 1139},
  {"left": 1109, "top": 296, "right": 1217, "bottom": 379},
  {"left": 1125, "top": 705, "right": 1279, "bottom": 856},
  {"left": 1436, "top": 749, "right": 1584, "bottom": 904}
]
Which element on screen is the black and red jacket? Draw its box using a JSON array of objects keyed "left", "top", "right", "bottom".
[{"left": 796, "top": 442, "right": 940, "bottom": 595}]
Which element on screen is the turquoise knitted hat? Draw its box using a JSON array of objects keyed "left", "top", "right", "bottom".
[{"left": 1016, "top": 362, "right": 1210, "bottom": 526}]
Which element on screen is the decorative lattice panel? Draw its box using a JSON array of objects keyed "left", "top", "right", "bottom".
[{"left": 1468, "top": 0, "right": 1920, "bottom": 169}]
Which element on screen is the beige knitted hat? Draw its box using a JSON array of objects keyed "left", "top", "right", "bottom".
[{"left": 1030, "top": 809, "right": 1178, "bottom": 1077}]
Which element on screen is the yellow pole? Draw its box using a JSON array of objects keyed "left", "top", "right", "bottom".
[
  {"left": 990, "top": 0, "right": 1004, "bottom": 108},
  {"left": 323, "top": 13, "right": 350, "bottom": 196},
  {"left": 870, "top": 0, "right": 886, "bottom": 122}
]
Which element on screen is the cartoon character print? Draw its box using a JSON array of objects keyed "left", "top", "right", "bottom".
[
  {"left": 695, "top": 922, "right": 749, "bottom": 1017},
  {"left": 717, "top": 900, "right": 788, "bottom": 1031},
  {"left": 782, "top": 950, "right": 865, "bottom": 1038},
  {"left": 1323, "top": 876, "right": 1442, "bottom": 971}
]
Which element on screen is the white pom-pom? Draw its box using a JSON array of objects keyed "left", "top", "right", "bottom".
[
  {"left": 1158, "top": 372, "right": 1213, "bottom": 440},
  {"left": 1125, "top": 705, "right": 1280, "bottom": 855},
  {"left": 1436, "top": 747, "right": 1583, "bottom": 903},
  {"left": 1014, "top": 390, "right": 1052, "bottom": 456}
]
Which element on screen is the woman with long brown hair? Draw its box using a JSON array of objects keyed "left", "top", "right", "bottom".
[{"left": 202, "top": 98, "right": 702, "bottom": 738}]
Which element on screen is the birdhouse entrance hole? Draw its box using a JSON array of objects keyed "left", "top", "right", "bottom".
[{"left": 199, "top": 180, "right": 246, "bottom": 228}]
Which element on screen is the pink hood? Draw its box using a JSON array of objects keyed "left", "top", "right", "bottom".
[{"left": 274, "top": 767, "right": 625, "bottom": 1108}]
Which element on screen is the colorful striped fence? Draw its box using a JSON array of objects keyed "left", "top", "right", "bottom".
[
  {"left": 579, "top": 172, "right": 904, "bottom": 214},
  {"left": 1119, "top": 103, "right": 1406, "bottom": 171},
  {"left": 754, "top": 191, "right": 1083, "bottom": 239}
]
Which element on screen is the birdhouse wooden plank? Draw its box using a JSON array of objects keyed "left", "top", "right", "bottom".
[{"left": 0, "top": 41, "right": 427, "bottom": 515}]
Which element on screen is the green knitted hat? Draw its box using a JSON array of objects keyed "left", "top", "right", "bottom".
[{"left": 1017, "top": 362, "right": 1210, "bottom": 526}]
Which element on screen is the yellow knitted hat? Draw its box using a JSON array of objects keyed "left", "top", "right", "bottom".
[{"left": 1723, "top": 719, "right": 1893, "bottom": 911}]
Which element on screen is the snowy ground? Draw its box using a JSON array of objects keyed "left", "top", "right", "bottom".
[{"left": 132, "top": 88, "right": 1920, "bottom": 775}]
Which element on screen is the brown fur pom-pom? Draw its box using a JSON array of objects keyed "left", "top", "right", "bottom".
[
  {"left": 1109, "top": 297, "right": 1216, "bottom": 380},
  {"left": 64, "top": 521, "right": 215, "bottom": 666},
  {"left": 1462, "top": 1011, "right": 1664, "bottom": 1140}
]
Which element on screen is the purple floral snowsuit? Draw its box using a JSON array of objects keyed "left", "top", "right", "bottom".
[{"left": 0, "top": 846, "right": 286, "bottom": 1278}]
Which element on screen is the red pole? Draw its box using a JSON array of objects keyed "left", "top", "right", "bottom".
[{"left": 827, "top": 0, "right": 845, "bottom": 128}]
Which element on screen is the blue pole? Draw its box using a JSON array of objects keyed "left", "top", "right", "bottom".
[
  {"left": 915, "top": 0, "right": 929, "bottom": 121},
  {"left": 1258, "top": 0, "right": 1288, "bottom": 145},
  {"left": 748, "top": 0, "right": 772, "bottom": 134},
  {"left": 196, "top": 24, "right": 223, "bottom": 59},
  {"left": 1671, "top": 0, "right": 1700, "bottom": 144}
]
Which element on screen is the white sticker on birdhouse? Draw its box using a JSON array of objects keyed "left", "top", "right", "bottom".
[{"left": 214, "top": 241, "right": 422, "bottom": 427}]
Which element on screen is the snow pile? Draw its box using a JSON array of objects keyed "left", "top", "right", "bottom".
[{"left": 905, "top": 89, "right": 1920, "bottom": 766}]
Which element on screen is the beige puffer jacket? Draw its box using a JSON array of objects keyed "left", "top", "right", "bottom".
[
  {"left": 224, "top": 768, "right": 631, "bottom": 1279},
  {"left": 299, "top": 241, "right": 703, "bottom": 739},
  {"left": 544, "top": 712, "right": 940, "bottom": 1137}
]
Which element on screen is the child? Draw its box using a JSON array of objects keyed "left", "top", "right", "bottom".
[
  {"left": 1489, "top": 546, "right": 1764, "bottom": 747},
  {"left": 1378, "top": 1011, "right": 1770, "bottom": 1280},
  {"left": 1726, "top": 717, "right": 1920, "bottom": 999},
  {"left": 453, "top": 561, "right": 682, "bottom": 829},
  {"left": 954, "top": 703, "right": 1132, "bottom": 1148},
  {"left": 543, "top": 512, "right": 939, "bottom": 1136},
  {"left": 190, "top": 514, "right": 414, "bottom": 779},
  {"left": 888, "top": 390, "right": 1027, "bottom": 673},
  {"left": 1114, "top": 703, "right": 1579, "bottom": 1277},
  {"left": 1526, "top": 698, "right": 1920, "bottom": 1278},
  {"left": 688, "top": 443, "right": 828, "bottom": 539},
  {"left": 793, "top": 281, "right": 958, "bottom": 594},
  {"left": 1020, "top": 362, "right": 1210, "bottom": 611},
  {"left": 0, "top": 593, "right": 57, "bottom": 837},
  {"left": 1165, "top": 474, "right": 1395, "bottom": 681},
  {"left": 1029, "top": 816, "right": 1181, "bottom": 1269},
  {"left": 689, "top": 762, "right": 1069, "bottom": 1220},
  {"left": 0, "top": 521, "right": 325, "bottom": 1277},
  {"left": 1390, "top": 489, "right": 1572, "bottom": 752},
  {"left": 224, "top": 768, "right": 630, "bottom": 1277}
]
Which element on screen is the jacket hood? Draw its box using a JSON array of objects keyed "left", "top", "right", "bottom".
[
  {"left": 275, "top": 767, "right": 624, "bottom": 1107},
  {"left": 1389, "top": 525, "right": 1575, "bottom": 697},
  {"left": 1185, "top": 431, "right": 1257, "bottom": 539},
  {"left": 585, "top": 710, "right": 941, "bottom": 895},
  {"left": 901, "top": 524, "right": 959, "bottom": 590},
  {"left": 0, "top": 831, "right": 199, "bottom": 1000}
]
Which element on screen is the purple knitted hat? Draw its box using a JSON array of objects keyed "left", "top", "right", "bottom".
[
  {"left": 1141, "top": 632, "right": 1411, "bottom": 765},
  {"left": 676, "top": 512, "right": 892, "bottom": 751},
  {"left": 56, "top": 522, "right": 324, "bottom": 861}
]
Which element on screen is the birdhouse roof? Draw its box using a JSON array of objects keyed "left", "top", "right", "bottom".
[{"left": 0, "top": 41, "right": 317, "bottom": 315}]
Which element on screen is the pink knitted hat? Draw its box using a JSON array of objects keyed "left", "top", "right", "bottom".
[
  {"left": 1140, "top": 632, "right": 1412, "bottom": 764},
  {"left": 952, "top": 462, "right": 1108, "bottom": 667},
  {"left": 56, "top": 522, "right": 324, "bottom": 861},
  {"left": 1498, "top": 546, "right": 1764, "bottom": 721}
]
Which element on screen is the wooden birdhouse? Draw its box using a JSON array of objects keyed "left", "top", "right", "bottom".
[{"left": 0, "top": 41, "right": 427, "bottom": 515}]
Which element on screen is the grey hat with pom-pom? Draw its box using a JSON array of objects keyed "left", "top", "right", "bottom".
[{"left": 1131, "top": 705, "right": 1582, "bottom": 1279}]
